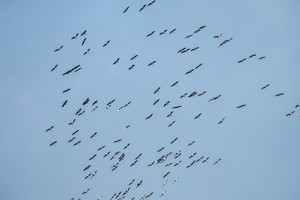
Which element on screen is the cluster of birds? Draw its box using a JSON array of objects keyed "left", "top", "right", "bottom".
[{"left": 45, "top": 1, "right": 299, "bottom": 200}]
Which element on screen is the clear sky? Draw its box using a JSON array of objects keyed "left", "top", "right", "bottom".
[{"left": 0, "top": 0, "right": 300, "bottom": 200}]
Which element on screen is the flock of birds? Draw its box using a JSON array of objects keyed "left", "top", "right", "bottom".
[{"left": 45, "top": 1, "right": 299, "bottom": 200}]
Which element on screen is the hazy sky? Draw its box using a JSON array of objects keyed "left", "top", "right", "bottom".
[{"left": 1, "top": 1, "right": 300, "bottom": 200}]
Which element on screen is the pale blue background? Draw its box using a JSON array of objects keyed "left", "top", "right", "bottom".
[{"left": 1, "top": 1, "right": 300, "bottom": 200}]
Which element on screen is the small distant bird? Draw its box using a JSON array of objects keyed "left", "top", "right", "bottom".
[
  {"left": 169, "top": 28, "right": 176, "bottom": 34},
  {"left": 185, "top": 34, "right": 193, "bottom": 39},
  {"left": 83, "top": 48, "right": 90, "bottom": 55},
  {"left": 249, "top": 54, "right": 256, "bottom": 58},
  {"left": 163, "top": 101, "right": 170, "bottom": 107},
  {"left": 103, "top": 40, "right": 110, "bottom": 47},
  {"left": 71, "top": 33, "right": 79, "bottom": 40},
  {"left": 157, "top": 147, "right": 165, "bottom": 152},
  {"left": 145, "top": 113, "right": 153, "bottom": 120},
  {"left": 295, "top": 104, "right": 300, "bottom": 108},
  {"left": 128, "top": 64, "right": 135, "bottom": 70},
  {"left": 194, "top": 113, "right": 202, "bottom": 119},
  {"left": 148, "top": 61, "right": 156, "bottom": 66},
  {"left": 80, "top": 30, "right": 87, "bottom": 36},
  {"left": 190, "top": 47, "right": 199, "bottom": 51},
  {"left": 113, "top": 139, "right": 122, "bottom": 143},
  {"left": 90, "top": 132, "right": 97, "bottom": 139},
  {"left": 146, "top": 31, "right": 155, "bottom": 37},
  {"left": 113, "top": 57, "right": 120, "bottom": 65},
  {"left": 62, "top": 100, "right": 68, "bottom": 108},
  {"left": 159, "top": 29, "right": 168, "bottom": 35},
  {"left": 188, "top": 140, "right": 195, "bottom": 146},
  {"left": 125, "top": 125, "right": 130, "bottom": 130},
  {"left": 167, "top": 111, "right": 173, "bottom": 117},
  {"left": 259, "top": 56, "right": 266, "bottom": 60},
  {"left": 51, "top": 64, "right": 58, "bottom": 72},
  {"left": 237, "top": 58, "right": 247, "bottom": 63},
  {"left": 62, "top": 88, "right": 71, "bottom": 93},
  {"left": 171, "top": 81, "right": 179, "bottom": 87},
  {"left": 170, "top": 137, "right": 178, "bottom": 144},
  {"left": 130, "top": 54, "right": 138, "bottom": 60},
  {"left": 154, "top": 87, "right": 160, "bottom": 94},
  {"left": 81, "top": 37, "right": 87, "bottom": 46},
  {"left": 236, "top": 104, "right": 246, "bottom": 109},
  {"left": 54, "top": 45, "right": 63, "bottom": 52},
  {"left": 261, "top": 84, "right": 270, "bottom": 90},
  {"left": 286, "top": 111, "right": 295, "bottom": 116},
  {"left": 49, "top": 141, "right": 57, "bottom": 146},
  {"left": 213, "top": 33, "right": 223, "bottom": 38},
  {"left": 168, "top": 121, "right": 175, "bottom": 127},
  {"left": 218, "top": 117, "right": 225, "bottom": 124},
  {"left": 275, "top": 93, "right": 284, "bottom": 97},
  {"left": 172, "top": 105, "right": 182, "bottom": 109},
  {"left": 139, "top": 4, "right": 146, "bottom": 12},
  {"left": 123, "top": 6, "right": 129, "bottom": 13},
  {"left": 45, "top": 125, "right": 54, "bottom": 132}
]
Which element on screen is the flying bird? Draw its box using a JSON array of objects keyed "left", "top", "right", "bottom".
[
  {"left": 259, "top": 56, "right": 266, "bottom": 60},
  {"left": 213, "top": 33, "right": 223, "bottom": 38},
  {"left": 286, "top": 111, "right": 295, "bottom": 116},
  {"left": 194, "top": 113, "right": 202, "bottom": 119},
  {"left": 123, "top": 6, "right": 129, "bottom": 13},
  {"left": 163, "top": 101, "right": 170, "bottom": 107},
  {"left": 71, "top": 33, "right": 79, "bottom": 40},
  {"left": 62, "top": 88, "right": 71, "bottom": 93},
  {"left": 49, "top": 141, "right": 57, "bottom": 146},
  {"left": 261, "top": 84, "right": 270, "bottom": 90},
  {"left": 54, "top": 45, "right": 63, "bottom": 52},
  {"left": 62, "top": 100, "right": 68, "bottom": 108},
  {"left": 236, "top": 104, "right": 246, "bottom": 109},
  {"left": 148, "top": 61, "right": 156, "bottom": 66},
  {"left": 81, "top": 37, "right": 87, "bottom": 46},
  {"left": 275, "top": 93, "right": 284, "bottom": 97},
  {"left": 169, "top": 28, "right": 176, "bottom": 34},
  {"left": 80, "top": 30, "right": 87, "bottom": 36},
  {"left": 103, "top": 40, "right": 110, "bottom": 47},
  {"left": 45, "top": 126, "right": 54, "bottom": 132},
  {"left": 51, "top": 64, "right": 58, "bottom": 72},
  {"left": 171, "top": 81, "right": 179, "bottom": 87},
  {"left": 113, "top": 57, "right": 120, "bottom": 65},
  {"left": 146, "top": 31, "right": 155, "bottom": 37},
  {"left": 139, "top": 4, "right": 146, "bottom": 12},
  {"left": 145, "top": 113, "right": 153, "bottom": 120},
  {"left": 218, "top": 117, "right": 225, "bottom": 124}
]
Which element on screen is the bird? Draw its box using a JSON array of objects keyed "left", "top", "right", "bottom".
[
  {"left": 213, "top": 158, "right": 221, "bottom": 165},
  {"left": 130, "top": 54, "right": 138, "bottom": 60},
  {"left": 249, "top": 54, "right": 257, "bottom": 58},
  {"left": 62, "top": 100, "right": 68, "bottom": 108},
  {"left": 168, "top": 121, "right": 175, "bottom": 127},
  {"left": 218, "top": 117, "right": 225, "bottom": 124},
  {"left": 162, "top": 101, "right": 170, "bottom": 108},
  {"left": 146, "top": 31, "right": 155, "bottom": 37},
  {"left": 185, "top": 34, "right": 193, "bottom": 39},
  {"left": 80, "top": 30, "right": 87, "bottom": 36},
  {"left": 167, "top": 111, "right": 173, "bottom": 117},
  {"left": 190, "top": 47, "right": 199, "bottom": 51},
  {"left": 194, "top": 113, "right": 202, "bottom": 119},
  {"left": 71, "top": 33, "right": 79, "bottom": 40},
  {"left": 259, "top": 56, "right": 266, "bottom": 60},
  {"left": 68, "top": 137, "right": 76, "bottom": 143},
  {"left": 286, "top": 111, "right": 295, "bottom": 116},
  {"left": 185, "top": 69, "right": 194, "bottom": 75},
  {"left": 209, "top": 94, "right": 221, "bottom": 102},
  {"left": 153, "top": 99, "right": 160, "bottom": 105},
  {"left": 62, "top": 88, "right": 71, "bottom": 93},
  {"left": 45, "top": 126, "right": 54, "bottom": 132},
  {"left": 157, "top": 147, "right": 165, "bottom": 152},
  {"left": 123, "top": 6, "right": 129, "bottom": 13},
  {"left": 163, "top": 172, "right": 170, "bottom": 178},
  {"left": 83, "top": 48, "right": 90, "bottom": 55},
  {"left": 170, "top": 137, "right": 178, "bottom": 144},
  {"left": 145, "top": 113, "right": 153, "bottom": 120},
  {"left": 113, "top": 57, "right": 120, "bottom": 65},
  {"left": 51, "top": 64, "right": 58, "bottom": 72},
  {"left": 73, "top": 140, "right": 81, "bottom": 146},
  {"left": 89, "top": 154, "right": 97, "bottom": 160},
  {"left": 198, "top": 91, "right": 206, "bottom": 96},
  {"left": 188, "top": 141, "right": 195, "bottom": 146},
  {"left": 172, "top": 105, "right": 182, "bottom": 109},
  {"left": 90, "top": 132, "right": 97, "bottom": 139},
  {"left": 71, "top": 129, "right": 79, "bottom": 135},
  {"left": 139, "top": 4, "right": 146, "bottom": 12},
  {"left": 49, "top": 141, "right": 57, "bottom": 146},
  {"left": 295, "top": 104, "right": 300, "bottom": 108},
  {"left": 275, "top": 93, "right": 284, "bottom": 97},
  {"left": 81, "top": 37, "right": 87, "bottom": 46},
  {"left": 169, "top": 28, "right": 176, "bottom": 34},
  {"left": 148, "top": 61, "right": 156, "bottom": 66},
  {"left": 113, "top": 139, "right": 122, "bottom": 143},
  {"left": 154, "top": 87, "right": 161, "bottom": 94},
  {"left": 213, "top": 33, "right": 223, "bottom": 38},
  {"left": 236, "top": 104, "right": 246, "bottom": 109},
  {"left": 103, "top": 40, "right": 110, "bottom": 47},
  {"left": 54, "top": 45, "right": 63, "bottom": 52},
  {"left": 237, "top": 58, "right": 247, "bottom": 63},
  {"left": 177, "top": 47, "right": 186, "bottom": 53},
  {"left": 125, "top": 125, "right": 130, "bottom": 130},
  {"left": 261, "top": 84, "right": 270, "bottom": 90},
  {"left": 171, "top": 81, "right": 179, "bottom": 87}
]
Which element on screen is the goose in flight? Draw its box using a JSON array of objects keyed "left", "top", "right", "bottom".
[
  {"left": 261, "top": 84, "right": 270, "bottom": 90},
  {"left": 71, "top": 33, "right": 79, "bottom": 40},
  {"left": 218, "top": 117, "right": 225, "bottom": 124},
  {"left": 123, "top": 6, "right": 129, "bottom": 13},
  {"left": 62, "top": 88, "right": 71, "bottom": 93},
  {"left": 102, "top": 40, "right": 110, "bottom": 47},
  {"left": 113, "top": 57, "right": 120, "bottom": 65},
  {"left": 213, "top": 33, "right": 223, "bottom": 38},
  {"left": 49, "top": 141, "right": 57, "bottom": 146},
  {"left": 146, "top": 31, "right": 155, "bottom": 37},
  {"left": 54, "top": 45, "right": 63, "bottom": 52},
  {"left": 45, "top": 125, "right": 54, "bottom": 132},
  {"left": 145, "top": 113, "right": 153, "bottom": 120},
  {"left": 236, "top": 104, "right": 246, "bottom": 109},
  {"left": 62, "top": 100, "right": 68, "bottom": 107},
  {"left": 171, "top": 81, "right": 179, "bottom": 87},
  {"left": 80, "top": 30, "right": 87, "bottom": 36},
  {"left": 275, "top": 93, "right": 284, "bottom": 97},
  {"left": 81, "top": 37, "right": 87, "bottom": 46},
  {"left": 194, "top": 113, "right": 202, "bottom": 119},
  {"left": 139, "top": 4, "right": 146, "bottom": 12},
  {"left": 153, "top": 87, "right": 161, "bottom": 94},
  {"left": 169, "top": 28, "right": 176, "bottom": 34},
  {"left": 51, "top": 64, "right": 58, "bottom": 72}
]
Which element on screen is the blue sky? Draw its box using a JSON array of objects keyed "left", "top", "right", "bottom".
[{"left": 0, "top": 1, "right": 300, "bottom": 200}]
